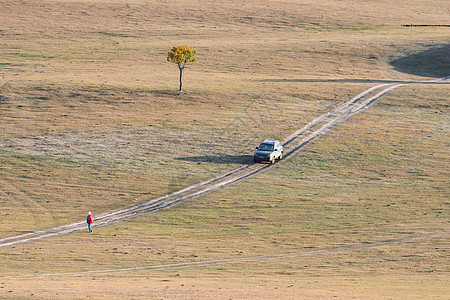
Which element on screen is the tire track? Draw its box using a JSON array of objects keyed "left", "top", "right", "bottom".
[
  {"left": 0, "top": 78, "right": 448, "bottom": 248},
  {"left": 2, "top": 231, "right": 447, "bottom": 279}
]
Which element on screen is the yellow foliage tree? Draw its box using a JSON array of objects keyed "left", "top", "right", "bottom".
[{"left": 167, "top": 45, "right": 197, "bottom": 92}]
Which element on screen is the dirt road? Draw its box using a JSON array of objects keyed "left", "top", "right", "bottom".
[
  {"left": 2, "top": 231, "right": 447, "bottom": 279},
  {"left": 0, "top": 78, "right": 448, "bottom": 249}
]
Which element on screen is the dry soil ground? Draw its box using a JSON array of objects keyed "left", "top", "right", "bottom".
[{"left": 0, "top": 0, "right": 449, "bottom": 299}]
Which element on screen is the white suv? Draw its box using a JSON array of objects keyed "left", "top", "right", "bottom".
[{"left": 254, "top": 140, "right": 283, "bottom": 164}]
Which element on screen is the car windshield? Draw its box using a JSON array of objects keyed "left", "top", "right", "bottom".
[{"left": 258, "top": 143, "right": 274, "bottom": 151}]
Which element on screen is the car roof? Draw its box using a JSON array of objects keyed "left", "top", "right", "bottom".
[{"left": 262, "top": 140, "right": 279, "bottom": 144}]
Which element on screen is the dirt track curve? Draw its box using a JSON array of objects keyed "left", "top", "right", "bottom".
[
  {"left": 2, "top": 231, "right": 447, "bottom": 279},
  {"left": 0, "top": 77, "right": 448, "bottom": 249}
]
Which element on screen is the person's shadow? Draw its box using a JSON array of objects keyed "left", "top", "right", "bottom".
[{"left": 176, "top": 155, "right": 253, "bottom": 164}]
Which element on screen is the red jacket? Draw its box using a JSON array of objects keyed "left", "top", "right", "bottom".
[{"left": 87, "top": 214, "right": 93, "bottom": 224}]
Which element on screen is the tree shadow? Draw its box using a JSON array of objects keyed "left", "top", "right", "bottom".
[
  {"left": 176, "top": 155, "right": 254, "bottom": 165},
  {"left": 390, "top": 44, "right": 450, "bottom": 78},
  {"left": 150, "top": 90, "right": 181, "bottom": 97},
  {"left": 0, "top": 95, "right": 9, "bottom": 103}
]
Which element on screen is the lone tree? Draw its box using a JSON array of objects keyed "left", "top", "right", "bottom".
[{"left": 167, "top": 45, "right": 197, "bottom": 92}]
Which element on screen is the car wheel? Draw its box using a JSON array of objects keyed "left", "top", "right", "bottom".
[
  {"left": 270, "top": 157, "right": 275, "bottom": 164},
  {"left": 279, "top": 153, "right": 283, "bottom": 160}
]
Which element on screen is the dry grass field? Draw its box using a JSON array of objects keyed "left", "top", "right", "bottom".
[{"left": 0, "top": 0, "right": 449, "bottom": 299}]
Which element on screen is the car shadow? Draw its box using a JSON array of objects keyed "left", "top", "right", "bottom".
[{"left": 176, "top": 155, "right": 254, "bottom": 165}]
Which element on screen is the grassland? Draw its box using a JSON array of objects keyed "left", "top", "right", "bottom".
[{"left": 0, "top": 0, "right": 449, "bottom": 299}]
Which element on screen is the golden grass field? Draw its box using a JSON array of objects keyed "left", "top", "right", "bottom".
[{"left": 0, "top": 0, "right": 449, "bottom": 298}]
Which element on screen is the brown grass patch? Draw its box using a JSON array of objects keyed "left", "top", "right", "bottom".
[{"left": 0, "top": 0, "right": 449, "bottom": 298}]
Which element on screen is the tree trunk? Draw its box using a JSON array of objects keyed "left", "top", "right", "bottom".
[{"left": 179, "top": 67, "right": 183, "bottom": 92}]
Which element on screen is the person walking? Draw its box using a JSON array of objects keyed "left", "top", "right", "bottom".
[{"left": 87, "top": 212, "right": 93, "bottom": 233}]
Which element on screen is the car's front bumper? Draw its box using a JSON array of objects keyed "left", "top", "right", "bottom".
[{"left": 254, "top": 155, "right": 271, "bottom": 162}]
